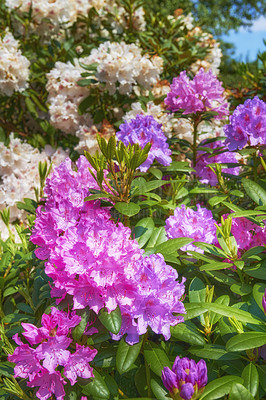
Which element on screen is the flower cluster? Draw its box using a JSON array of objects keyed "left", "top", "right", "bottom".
[
  {"left": 116, "top": 114, "right": 172, "bottom": 172},
  {"left": 224, "top": 96, "right": 266, "bottom": 150},
  {"left": 195, "top": 140, "right": 240, "bottom": 185},
  {"left": 0, "top": 30, "right": 30, "bottom": 96},
  {"left": 46, "top": 59, "right": 93, "bottom": 134},
  {"left": 226, "top": 216, "right": 266, "bottom": 255},
  {"left": 165, "top": 68, "right": 228, "bottom": 119},
  {"left": 5, "top": 0, "right": 77, "bottom": 32},
  {"left": 165, "top": 204, "right": 217, "bottom": 253},
  {"left": 162, "top": 356, "right": 208, "bottom": 400},
  {"left": 83, "top": 41, "right": 163, "bottom": 95},
  {"left": 0, "top": 134, "right": 67, "bottom": 240},
  {"left": 8, "top": 307, "right": 97, "bottom": 400},
  {"left": 31, "top": 157, "right": 186, "bottom": 344}
]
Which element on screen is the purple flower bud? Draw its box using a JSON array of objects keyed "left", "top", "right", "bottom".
[
  {"left": 162, "top": 356, "right": 208, "bottom": 400},
  {"left": 162, "top": 367, "right": 178, "bottom": 392},
  {"left": 262, "top": 290, "right": 266, "bottom": 315},
  {"left": 180, "top": 383, "right": 195, "bottom": 400}
]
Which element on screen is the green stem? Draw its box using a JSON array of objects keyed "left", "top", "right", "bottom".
[{"left": 253, "top": 152, "right": 258, "bottom": 182}]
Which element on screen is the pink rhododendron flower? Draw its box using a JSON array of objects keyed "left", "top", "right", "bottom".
[
  {"left": 165, "top": 68, "right": 228, "bottom": 119},
  {"left": 165, "top": 204, "right": 217, "bottom": 253},
  {"left": 8, "top": 308, "right": 97, "bottom": 400},
  {"left": 31, "top": 157, "right": 186, "bottom": 344}
]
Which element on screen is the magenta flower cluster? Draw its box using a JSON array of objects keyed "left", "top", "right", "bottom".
[
  {"left": 116, "top": 114, "right": 172, "bottom": 172},
  {"left": 162, "top": 356, "right": 208, "bottom": 400},
  {"left": 225, "top": 215, "right": 266, "bottom": 255},
  {"left": 195, "top": 140, "right": 240, "bottom": 186},
  {"left": 165, "top": 204, "right": 217, "bottom": 253},
  {"left": 164, "top": 68, "right": 228, "bottom": 119},
  {"left": 8, "top": 307, "right": 97, "bottom": 400},
  {"left": 31, "top": 157, "right": 186, "bottom": 344},
  {"left": 224, "top": 96, "right": 266, "bottom": 150}
]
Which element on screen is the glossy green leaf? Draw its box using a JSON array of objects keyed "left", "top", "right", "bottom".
[
  {"left": 72, "top": 308, "right": 91, "bottom": 341},
  {"left": 116, "top": 338, "right": 143, "bottom": 374},
  {"left": 81, "top": 370, "right": 110, "bottom": 399},
  {"left": 155, "top": 237, "right": 193, "bottom": 255},
  {"left": 200, "top": 375, "right": 243, "bottom": 400},
  {"left": 114, "top": 202, "right": 140, "bottom": 217},
  {"left": 242, "top": 178, "right": 266, "bottom": 206},
  {"left": 143, "top": 342, "right": 171, "bottom": 377},
  {"left": 171, "top": 322, "right": 205, "bottom": 346},
  {"left": 229, "top": 383, "right": 255, "bottom": 400},
  {"left": 226, "top": 332, "right": 266, "bottom": 352},
  {"left": 241, "top": 363, "right": 259, "bottom": 397},
  {"left": 98, "top": 307, "right": 121, "bottom": 335},
  {"left": 150, "top": 378, "right": 168, "bottom": 400},
  {"left": 132, "top": 218, "right": 155, "bottom": 248},
  {"left": 190, "top": 344, "right": 240, "bottom": 360},
  {"left": 209, "top": 295, "right": 230, "bottom": 325}
]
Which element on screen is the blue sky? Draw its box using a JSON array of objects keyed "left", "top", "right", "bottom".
[{"left": 221, "top": 16, "right": 266, "bottom": 61}]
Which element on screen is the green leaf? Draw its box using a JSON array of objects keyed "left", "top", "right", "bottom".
[
  {"left": 202, "top": 302, "right": 263, "bottom": 325},
  {"left": 209, "top": 295, "right": 230, "bottom": 325},
  {"left": 114, "top": 202, "right": 140, "bottom": 217},
  {"left": 226, "top": 332, "right": 266, "bottom": 352},
  {"left": 98, "top": 307, "right": 121, "bottom": 334},
  {"left": 132, "top": 218, "right": 155, "bottom": 248},
  {"left": 78, "top": 95, "right": 95, "bottom": 114},
  {"left": 241, "top": 364, "right": 259, "bottom": 397},
  {"left": 72, "top": 308, "right": 91, "bottom": 341},
  {"left": 189, "top": 277, "right": 206, "bottom": 303},
  {"left": 143, "top": 342, "right": 171, "bottom": 377},
  {"left": 209, "top": 195, "right": 228, "bottom": 206},
  {"left": 132, "top": 180, "right": 167, "bottom": 196},
  {"left": 93, "top": 347, "right": 116, "bottom": 368},
  {"left": 230, "top": 283, "right": 252, "bottom": 296},
  {"left": 253, "top": 283, "right": 266, "bottom": 311},
  {"left": 16, "top": 198, "right": 37, "bottom": 214},
  {"left": 200, "top": 376, "right": 243, "bottom": 400},
  {"left": 25, "top": 97, "right": 38, "bottom": 118},
  {"left": 171, "top": 322, "right": 205, "bottom": 346},
  {"left": 81, "top": 370, "right": 110, "bottom": 399},
  {"left": 150, "top": 378, "right": 168, "bottom": 400},
  {"left": 184, "top": 303, "right": 208, "bottom": 321},
  {"left": 242, "top": 178, "right": 266, "bottom": 206},
  {"left": 189, "top": 344, "right": 240, "bottom": 360},
  {"left": 155, "top": 238, "right": 193, "bottom": 255},
  {"left": 77, "top": 78, "right": 98, "bottom": 86},
  {"left": 229, "top": 383, "right": 255, "bottom": 400},
  {"left": 116, "top": 338, "right": 143, "bottom": 374},
  {"left": 146, "top": 227, "right": 166, "bottom": 249}
]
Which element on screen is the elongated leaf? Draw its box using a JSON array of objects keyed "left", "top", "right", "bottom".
[
  {"left": 155, "top": 238, "right": 193, "bottom": 255},
  {"left": 114, "top": 202, "right": 140, "bottom": 217},
  {"left": 150, "top": 378, "right": 168, "bottom": 400},
  {"left": 199, "top": 302, "right": 263, "bottom": 325},
  {"left": 116, "top": 338, "right": 143, "bottom": 374},
  {"left": 146, "top": 227, "right": 166, "bottom": 249},
  {"left": 200, "top": 376, "right": 243, "bottom": 400},
  {"left": 81, "top": 370, "right": 110, "bottom": 399},
  {"left": 189, "top": 344, "right": 240, "bottom": 360},
  {"left": 184, "top": 303, "right": 208, "bottom": 320},
  {"left": 226, "top": 332, "right": 266, "bottom": 352},
  {"left": 132, "top": 218, "right": 155, "bottom": 248},
  {"left": 171, "top": 322, "right": 205, "bottom": 346},
  {"left": 242, "top": 178, "right": 266, "bottom": 206},
  {"left": 241, "top": 364, "right": 259, "bottom": 397},
  {"left": 143, "top": 342, "right": 171, "bottom": 377},
  {"left": 229, "top": 383, "right": 255, "bottom": 400},
  {"left": 98, "top": 307, "right": 121, "bottom": 334},
  {"left": 209, "top": 295, "right": 230, "bottom": 325}
]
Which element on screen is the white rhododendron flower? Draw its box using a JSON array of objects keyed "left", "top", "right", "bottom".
[{"left": 0, "top": 31, "right": 30, "bottom": 96}]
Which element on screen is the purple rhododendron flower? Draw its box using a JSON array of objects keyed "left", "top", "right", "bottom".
[
  {"left": 165, "top": 68, "right": 228, "bottom": 119},
  {"left": 64, "top": 344, "right": 97, "bottom": 385},
  {"left": 195, "top": 140, "right": 240, "bottom": 186},
  {"left": 116, "top": 114, "right": 172, "bottom": 171},
  {"left": 31, "top": 157, "right": 186, "bottom": 344},
  {"left": 28, "top": 370, "right": 66, "bottom": 400},
  {"left": 165, "top": 204, "right": 217, "bottom": 253},
  {"left": 224, "top": 96, "right": 266, "bottom": 150},
  {"left": 8, "top": 308, "right": 97, "bottom": 400},
  {"left": 162, "top": 356, "right": 208, "bottom": 400}
]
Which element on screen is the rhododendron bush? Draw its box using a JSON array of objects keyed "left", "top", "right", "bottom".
[{"left": 0, "top": 1, "right": 265, "bottom": 400}]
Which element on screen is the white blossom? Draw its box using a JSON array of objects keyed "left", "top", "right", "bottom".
[{"left": 0, "top": 31, "right": 30, "bottom": 96}]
